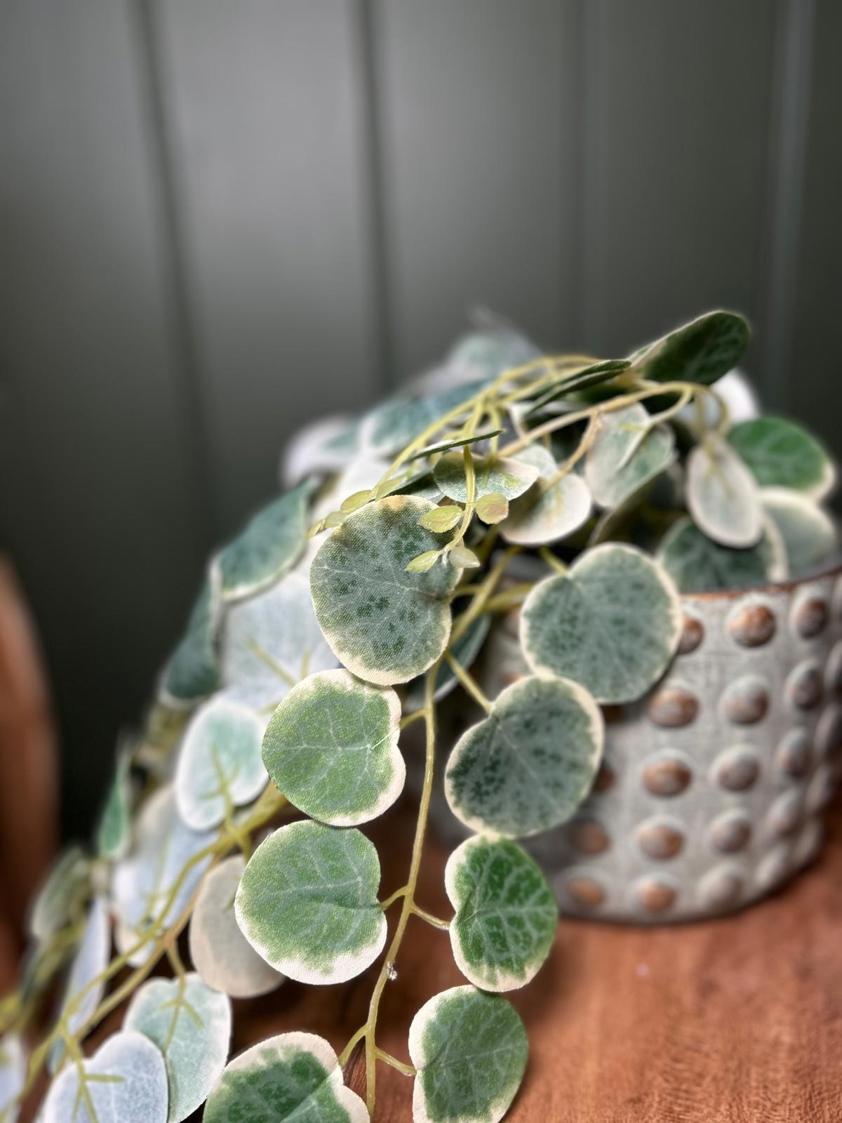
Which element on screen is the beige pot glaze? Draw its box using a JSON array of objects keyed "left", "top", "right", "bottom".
[{"left": 433, "top": 565, "right": 842, "bottom": 924}]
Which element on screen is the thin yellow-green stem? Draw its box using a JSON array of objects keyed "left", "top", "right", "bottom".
[{"left": 445, "top": 652, "right": 492, "bottom": 713}]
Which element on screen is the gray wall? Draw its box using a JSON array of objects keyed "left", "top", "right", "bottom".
[{"left": 1, "top": 0, "right": 839, "bottom": 837}]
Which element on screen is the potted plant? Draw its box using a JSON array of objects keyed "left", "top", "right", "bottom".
[{"left": 1, "top": 311, "right": 838, "bottom": 1123}]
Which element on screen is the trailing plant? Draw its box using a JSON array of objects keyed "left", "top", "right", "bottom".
[{"left": 1, "top": 311, "right": 838, "bottom": 1122}]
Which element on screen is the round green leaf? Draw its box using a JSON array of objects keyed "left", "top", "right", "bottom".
[
  {"left": 585, "top": 405, "right": 675, "bottom": 509},
  {"left": 727, "top": 416, "right": 835, "bottom": 499},
  {"left": 204, "top": 1032, "right": 368, "bottom": 1123},
  {"left": 310, "top": 496, "right": 462, "bottom": 686},
  {"left": 51, "top": 896, "right": 110, "bottom": 1068},
  {"left": 761, "top": 489, "right": 839, "bottom": 577},
  {"left": 175, "top": 697, "right": 266, "bottom": 830},
  {"left": 0, "top": 1033, "right": 24, "bottom": 1123},
  {"left": 113, "top": 787, "right": 215, "bottom": 967},
  {"left": 262, "top": 670, "right": 404, "bottom": 826},
  {"left": 234, "top": 821, "right": 386, "bottom": 984},
  {"left": 521, "top": 544, "right": 682, "bottom": 704},
  {"left": 215, "top": 481, "right": 312, "bottom": 602},
  {"left": 499, "top": 473, "right": 592, "bottom": 546},
  {"left": 686, "top": 436, "right": 762, "bottom": 547},
  {"left": 433, "top": 453, "right": 539, "bottom": 502},
  {"left": 42, "top": 1032, "right": 168, "bottom": 1123},
  {"left": 657, "top": 516, "right": 784, "bottom": 593},
  {"left": 125, "top": 974, "right": 231, "bottom": 1123},
  {"left": 29, "top": 846, "right": 89, "bottom": 943},
  {"left": 220, "top": 571, "right": 338, "bottom": 711},
  {"left": 162, "top": 575, "right": 223, "bottom": 705},
  {"left": 409, "top": 986, "right": 528, "bottom": 1123},
  {"left": 445, "top": 674, "right": 603, "bottom": 839},
  {"left": 189, "top": 856, "right": 283, "bottom": 999},
  {"left": 282, "top": 415, "right": 361, "bottom": 486},
  {"left": 361, "top": 380, "right": 488, "bottom": 457},
  {"left": 634, "top": 309, "right": 750, "bottom": 385},
  {"left": 445, "top": 328, "right": 539, "bottom": 383},
  {"left": 97, "top": 746, "right": 133, "bottom": 861},
  {"left": 446, "top": 836, "right": 557, "bottom": 992}
]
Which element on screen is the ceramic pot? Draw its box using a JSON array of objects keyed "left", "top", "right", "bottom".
[{"left": 432, "top": 564, "right": 842, "bottom": 924}]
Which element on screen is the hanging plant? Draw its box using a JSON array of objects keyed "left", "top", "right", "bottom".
[{"left": 3, "top": 311, "right": 838, "bottom": 1123}]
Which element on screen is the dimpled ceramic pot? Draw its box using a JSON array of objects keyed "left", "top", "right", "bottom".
[{"left": 470, "top": 565, "right": 842, "bottom": 924}]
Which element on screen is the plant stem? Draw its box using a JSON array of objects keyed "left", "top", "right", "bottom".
[{"left": 445, "top": 652, "right": 492, "bottom": 713}]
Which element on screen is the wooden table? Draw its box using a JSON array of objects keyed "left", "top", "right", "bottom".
[{"left": 240, "top": 800, "right": 842, "bottom": 1122}]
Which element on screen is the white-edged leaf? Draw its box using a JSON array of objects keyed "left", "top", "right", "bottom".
[
  {"left": 113, "top": 787, "right": 214, "bottom": 967},
  {"left": 29, "top": 846, "right": 89, "bottom": 943},
  {"left": 42, "top": 1032, "right": 168, "bottom": 1123},
  {"left": 204, "top": 1032, "right": 369, "bottom": 1123},
  {"left": 446, "top": 836, "right": 557, "bottom": 992},
  {"left": 50, "top": 896, "right": 110, "bottom": 1069},
  {"left": 262, "top": 670, "right": 404, "bottom": 826},
  {"left": 657, "top": 516, "right": 783, "bottom": 593},
  {"left": 235, "top": 821, "right": 386, "bottom": 984},
  {"left": 281, "top": 415, "right": 360, "bottom": 486},
  {"left": 0, "top": 1034, "right": 25, "bottom": 1123},
  {"left": 97, "top": 747, "right": 133, "bottom": 861},
  {"left": 215, "top": 481, "right": 312, "bottom": 602},
  {"left": 188, "top": 856, "right": 283, "bottom": 999},
  {"left": 499, "top": 473, "right": 592, "bottom": 546},
  {"left": 409, "top": 986, "right": 528, "bottom": 1123},
  {"left": 632, "top": 309, "right": 750, "bottom": 385},
  {"left": 445, "top": 674, "right": 603, "bottom": 839},
  {"left": 175, "top": 698, "right": 265, "bottom": 830},
  {"left": 686, "top": 436, "right": 762, "bottom": 547},
  {"left": 521, "top": 543, "right": 682, "bottom": 704},
  {"left": 728, "top": 416, "right": 835, "bottom": 499},
  {"left": 585, "top": 406, "right": 675, "bottom": 509},
  {"left": 433, "top": 454, "right": 539, "bottom": 503},
  {"left": 220, "top": 571, "right": 338, "bottom": 711},
  {"left": 161, "top": 574, "right": 223, "bottom": 705},
  {"left": 125, "top": 974, "right": 231, "bottom": 1123},
  {"left": 310, "top": 496, "right": 462, "bottom": 686},
  {"left": 761, "top": 489, "right": 839, "bottom": 577}
]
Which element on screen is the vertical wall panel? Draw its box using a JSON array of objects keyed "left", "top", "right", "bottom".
[
  {"left": 580, "top": 0, "right": 777, "bottom": 372},
  {"left": 789, "top": 0, "right": 842, "bottom": 450},
  {"left": 372, "top": 0, "right": 578, "bottom": 376},
  {"left": 0, "top": 0, "right": 208, "bottom": 836},
  {"left": 155, "top": 0, "right": 380, "bottom": 535}
]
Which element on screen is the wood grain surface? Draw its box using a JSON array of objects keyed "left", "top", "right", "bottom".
[{"left": 238, "top": 796, "right": 842, "bottom": 1122}]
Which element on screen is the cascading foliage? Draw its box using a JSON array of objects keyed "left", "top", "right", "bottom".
[{"left": 2, "top": 311, "right": 838, "bottom": 1122}]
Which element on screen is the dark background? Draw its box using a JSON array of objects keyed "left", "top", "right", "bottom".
[{"left": 1, "top": 0, "right": 840, "bottom": 839}]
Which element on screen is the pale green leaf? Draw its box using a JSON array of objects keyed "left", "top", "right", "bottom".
[
  {"left": 262, "top": 670, "right": 404, "bottom": 826},
  {"left": 445, "top": 328, "right": 539, "bottom": 383},
  {"left": 0, "top": 1034, "right": 25, "bottom": 1123},
  {"left": 125, "top": 975, "right": 231, "bottom": 1123},
  {"left": 761, "top": 489, "right": 839, "bottom": 578},
  {"left": 406, "top": 551, "right": 442, "bottom": 574},
  {"left": 419, "top": 506, "right": 463, "bottom": 533},
  {"left": 450, "top": 546, "right": 481, "bottom": 569},
  {"left": 50, "top": 897, "right": 110, "bottom": 1069},
  {"left": 113, "top": 787, "right": 214, "bottom": 967},
  {"left": 29, "top": 846, "right": 89, "bottom": 943},
  {"left": 162, "top": 575, "right": 223, "bottom": 705},
  {"left": 633, "top": 309, "right": 750, "bottom": 385},
  {"left": 235, "top": 821, "right": 386, "bottom": 984},
  {"left": 585, "top": 405, "right": 675, "bottom": 509},
  {"left": 42, "top": 1032, "right": 168, "bottom": 1123},
  {"left": 174, "top": 698, "right": 265, "bottom": 830},
  {"left": 446, "top": 837, "right": 557, "bottom": 992},
  {"left": 657, "top": 516, "right": 784, "bottom": 593},
  {"left": 215, "top": 481, "right": 312, "bottom": 602},
  {"left": 409, "top": 429, "right": 502, "bottom": 460},
  {"left": 686, "top": 436, "right": 762, "bottom": 547},
  {"left": 204, "top": 1032, "right": 369, "bottom": 1123},
  {"left": 445, "top": 674, "right": 603, "bottom": 838},
  {"left": 521, "top": 543, "right": 682, "bottom": 704},
  {"left": 220, "top": 572, "right": 338, "bottom": 711},
  {"left": 361, "top": 381, "right": 489, "bottom": 457},
  {"left": 189, "top": 856, "right": 283, "bottom": 999},
  {"left": 310, "top": 497, "right": 462, "bottom": 686},
  {"left": 409, "top": 986, "right": 528, "bottom": 1123},
  {"left": 433, "top": 454, "right": 539, "bottom": 503},
  {"left": 727, "top": 416, "right": 835, "bottom": 499},
  {"left": 97, "top": 747, "right": 133, "bottom": 861},
  {"left": 499, "top": 473, "right": 592, "bottom": 546},
  {"left": 475, "top": 493, "right": 509, "bottom": 524}
]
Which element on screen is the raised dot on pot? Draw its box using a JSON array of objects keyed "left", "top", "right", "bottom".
[
  {"left": 790, "top": 592, "right": 829, "bottom": 640},
  {"left": 785, "top": 660, "right": 823, "bottom": 712},
  {"left": 647, "top": 683, "right": 699, "bottom": 728},
  {"left": 697, "top": 865, "right": 744, "bottom": 911},
  {"left": 641, "top": 752, "right": 693, "bottom": 797},
  {"left": 563, "top": 874, "right": 607, "bottom": 910},
  {"left": 677, "top": 613, "right": 704, "bottom": 655},
  {"left": 632, "top": 876, "right": 678, "bottom": 915},
  {"left": 765, "top": 790, "right": 804, "bottom": 839},
  {"left": 727, "top": 600, "right": 776, "bottom": 648},
  {"left": 775, "top": 728, "right": 813, "bottom": 779},
  {"left": 565, "top": 818, "right": 611, "bottom": 855},
  {"left": 720, "top": 675, "right": 770, "bottom": 725},
  {"left": 712, "top": 747, "right": 761, "bottom": 792},
  {"left": 815, "top": 704, "right": 842, "bottom": 760},
  {"left": 636, "top": 817, "right": 685, "bottom": 860},
  {"left": 825, "top": 642, "right": 842, "bottom": 697},
  {"left": 708, "top": 809, "right": 752, "bottom": 853}
]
